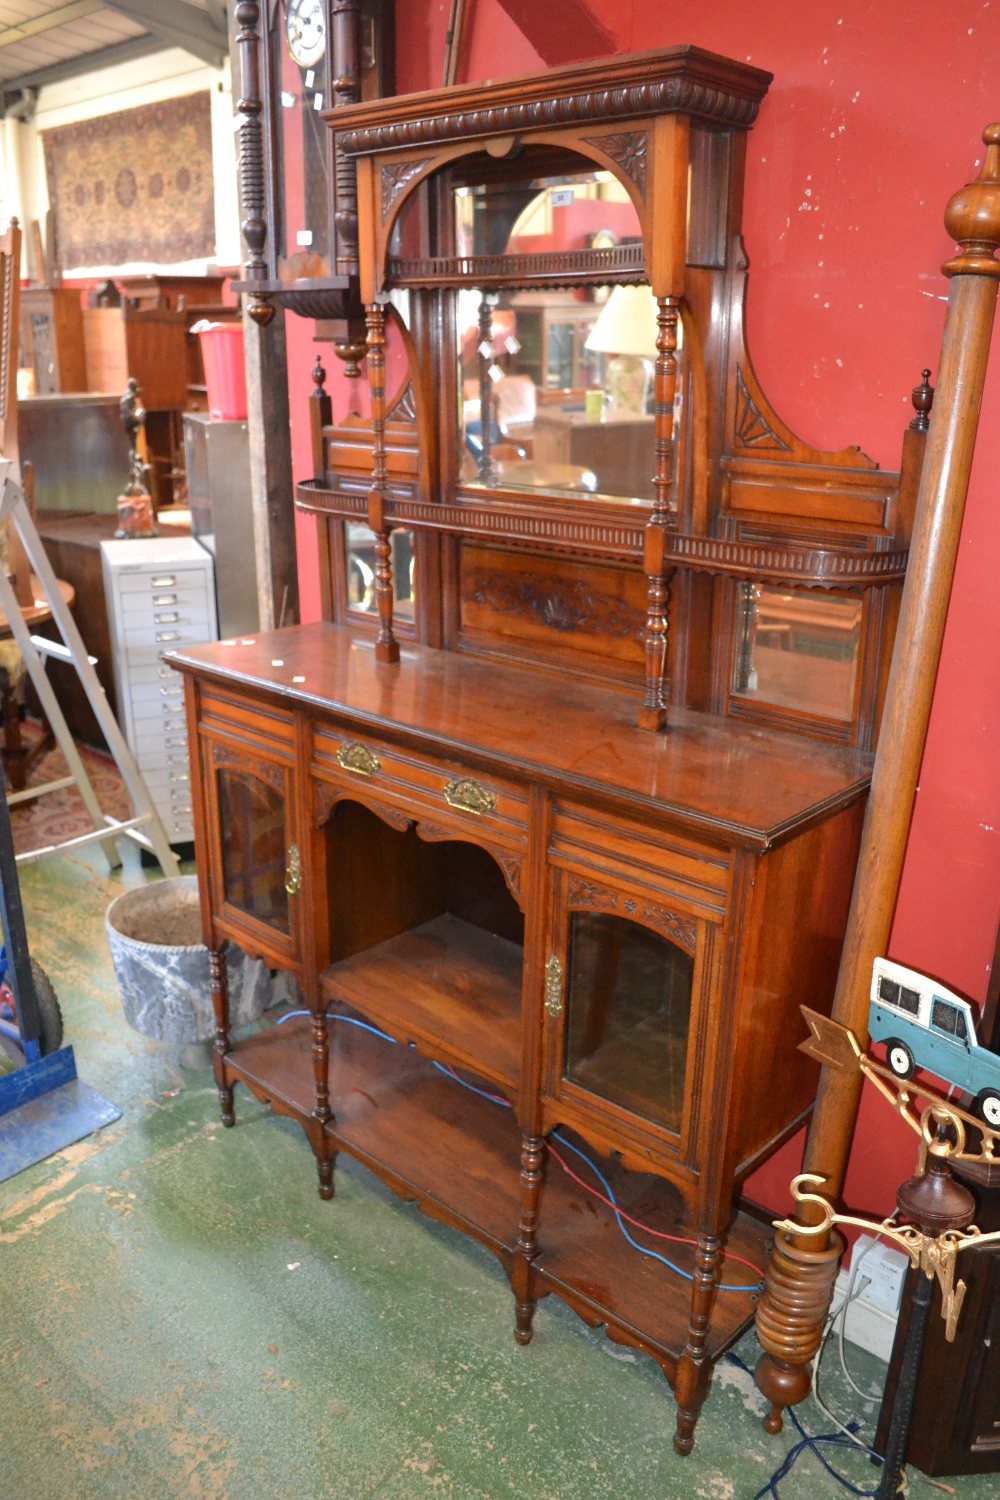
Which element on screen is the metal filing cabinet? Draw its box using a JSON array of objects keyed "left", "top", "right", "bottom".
[{"left": 101, "top": 537, "right": 218, "bottom": 844}]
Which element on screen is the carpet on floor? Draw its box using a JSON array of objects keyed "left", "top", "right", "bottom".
[{"left": 7, "top": 723, "right": 131, "bottom": 857}]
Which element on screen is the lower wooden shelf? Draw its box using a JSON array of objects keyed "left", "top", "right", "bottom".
[
  {"left": 537, "top": 1136, "right": 769, "bottom": 1367},
  {"left": 222, "top": 1015, "right": 767, "bottom": 1369},
  {"left": 319, "top": 911, "right": 524, "bottom": 1092}
]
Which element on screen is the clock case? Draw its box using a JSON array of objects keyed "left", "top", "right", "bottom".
[{"left": 232, "top": 0, "right": 394, "bottom": 332}]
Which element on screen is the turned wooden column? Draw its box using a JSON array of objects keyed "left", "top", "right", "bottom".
[
  {"left": 365, "top": 301, "right": 400, "bottom": 663},
  {"left": 233, "top": 1, "right": 273, "bottom": 327},
  {"left": 756, "top": 123, "right": 1000, "bottom": 1430},
  {"left": 638, "top": 294, "right": 679, "bottom": 731},
  {"left": 331, "top": 0, "right": 362, "bottom": 276}
]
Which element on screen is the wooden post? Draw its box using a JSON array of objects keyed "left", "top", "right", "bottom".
[
  {"left": 309, "top": 356, "right": 332, "bottom": 481},
  {"left": 755, "top": 123, "right": 1000, "bottom": 1431}
]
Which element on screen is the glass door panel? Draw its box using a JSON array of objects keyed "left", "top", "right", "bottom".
[
  {"left": 217, "top": 768, "right": 291, "bottom": 935},
  {"left": 564, "top": 910, "right": 693, "bottom": 1133}
]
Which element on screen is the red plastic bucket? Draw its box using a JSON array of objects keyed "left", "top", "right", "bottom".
[{"left": 194, "top": 321, "right": 248, "bottom": 420}]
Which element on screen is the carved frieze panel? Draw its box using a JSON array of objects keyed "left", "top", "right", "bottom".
[
  {"left": 583, "top": 130, "right": 649, "bottom": 198},
  {"left": 415, "top": 821, "right": 524, "bottom": 905},
  {"left": 734, "top": 367, "right": 790, "bottom": 451},
  {"left": 381, "top": 158, "right": 431, "bottom": 219},
  {"left": 470, "top": 571, "right": 644, "bottom": 642},
  {"left": 314, "top": 780, "right": 410, "bottom": 833},
  {"left": 567, "top": 875, "right": 697, "bottom": 954}
]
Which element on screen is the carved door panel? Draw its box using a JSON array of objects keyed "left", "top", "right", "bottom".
[
  {"left": 542, "top": 866, "right": 709, "bottom": 1168},
  {"left": 201, "top": 733, "right": 301, "bottom": 966}
]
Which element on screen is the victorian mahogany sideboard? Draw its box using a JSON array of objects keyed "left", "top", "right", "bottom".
[{"left": 174, "top": 44, "right": 929, "bottom": 1452}]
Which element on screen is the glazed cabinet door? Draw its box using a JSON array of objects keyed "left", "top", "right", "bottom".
[
  {"left": 540, "top": 859, "right": 719, "bottom": 1178},
  {"left": 198, "top": 721, "right": 302, "bottom": 967}
]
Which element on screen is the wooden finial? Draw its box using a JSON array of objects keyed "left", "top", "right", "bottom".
[
  {"left": 942, "top": 122, "right": 1000, "bottom": 278},
  {"left": 909, "top": 368, "right": 934, "bottom": 431},
  {"left": 311, "top": 356, "right": 327, "bottom": 395}
]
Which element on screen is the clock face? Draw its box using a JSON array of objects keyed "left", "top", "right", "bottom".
[{"left": 284, "top": 0, "right": 326, "bottom": 68}]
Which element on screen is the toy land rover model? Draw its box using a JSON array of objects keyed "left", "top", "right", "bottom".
[{"left": 869, "top": 957, "right": 1000, "bottom": 1127}]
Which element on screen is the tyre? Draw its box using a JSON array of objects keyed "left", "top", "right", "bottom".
[
  {"left": 976, "top": 1089, "right": 1000, "bottom": 1131},
  {"left": 0, "top": 959, "right": 64, "bottom": 1062},
  {"left": 885, "top": 1039, "right": 915, "bottom": 1079}
]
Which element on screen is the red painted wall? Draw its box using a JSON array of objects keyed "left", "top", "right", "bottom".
[{"left": 285, "top": 1, "right": 1000, "bottom": 1216}]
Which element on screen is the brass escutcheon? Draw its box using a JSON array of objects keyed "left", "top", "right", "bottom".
[
  {"left": 284, "top": 843, "right": 302, "bottom": 896},
  {"left": 544, "top": 955, "right": 564, "bottom": 1017},
  {"left": 442, "top": 778, "right": 496, "bottom": 817},
  {"left": 337, "top": 742, "right": 381, "bottom": 778}
]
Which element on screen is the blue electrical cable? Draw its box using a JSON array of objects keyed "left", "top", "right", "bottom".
[
  {"left": 276, "top": 1008, "right": 396, "bottom": 1043},
  {"left": 552, "top": 1128, "right": 761, "bottom": 1295},
  {"left": 278, "top": 1007, "right": 759, "bottom": 1296},
  {"left": 727, "top": 1352, "right": 882, "bottom": 1498}
]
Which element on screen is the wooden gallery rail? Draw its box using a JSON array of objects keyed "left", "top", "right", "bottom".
[{"left": 754, "top": 123, "right": 1000, "bottom": 1431}]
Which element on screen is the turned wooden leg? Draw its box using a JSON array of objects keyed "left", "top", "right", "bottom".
[
  {"left": 513, "top": 1133, "right": 545, "bottom": 1345},
  {"left": 316, "top": 1150, "right": 337, "bottom": 1201},
  {"left": 673, "top": 1233, "right": 721, "bottom": 1455},
  {"left": 311, "top": 1010, "right": 331, "bottom": 1124},
  {"left": 208, "top": 947, "right": 235, "bottom": 1126}
]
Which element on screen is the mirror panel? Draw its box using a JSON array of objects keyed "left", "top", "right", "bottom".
[
  {"left": 731, "top": 584, "right": 863, "bottom": 722},
  {"left": 346, "top": 524, "right": 415, "bottom": 621}
]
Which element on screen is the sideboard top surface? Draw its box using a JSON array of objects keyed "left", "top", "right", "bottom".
[{"left": 168, "top": 623, "right": 872, "bottom": 848}]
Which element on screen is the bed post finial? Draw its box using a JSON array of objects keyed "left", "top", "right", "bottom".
[{"left": 942, "top": 122, "right": 1000, "bottom": 278}]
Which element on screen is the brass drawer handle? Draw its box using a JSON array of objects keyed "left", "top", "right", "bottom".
[
  {"left": 285, "top": 843, "right": 302, "bottom": 896},
  {"left": 544, "top": 955, "right": 564, "bottom": 1018},
  {"left": 442, "top": 778, "right": 495, "bottom": 817},
  {"left": 337, "top": 742, "right": 381, "bottom": 778}
]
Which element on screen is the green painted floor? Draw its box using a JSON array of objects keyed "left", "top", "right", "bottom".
[{"left": 1, "top": 842, "right": 996, "bottom": 1499}]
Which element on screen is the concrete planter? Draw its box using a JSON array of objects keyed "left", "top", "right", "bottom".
[{"left": 105, "top": 876, "right": 269, "bottom": 1044}]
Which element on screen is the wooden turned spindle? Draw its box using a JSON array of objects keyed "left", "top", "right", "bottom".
[
  {"left": 673, "top": 1232, "right": 721, "bottom": 1454},
  {"left": 365, "top": 301, "right": 400, "bottom": 663},
  {"left": 754, "top": 122, "right": 1000, "bottom": 1434},
  {"left": 208, "top": 946, "right": 235, "bottom": 1126},
  {"left": 638, "top": 294, "right": 679, "bottom": 732},
  {"left": 475, "top": 294, "right": 498, "bottom": 485},
  {"left": 513, "top": 1133, "right": 545, "bottom": 1345}
]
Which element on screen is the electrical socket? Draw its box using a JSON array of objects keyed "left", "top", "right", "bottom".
[{"left": 849, "top": 1233, "right": 909, "bottom": 1314}]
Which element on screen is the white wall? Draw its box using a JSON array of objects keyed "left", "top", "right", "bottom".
[{"left": 0, "top": 46, "right": 241, "bottom": 276}]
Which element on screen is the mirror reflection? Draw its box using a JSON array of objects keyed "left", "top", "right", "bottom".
[
  {"left": 346, "top": 524, "right": 415, "bottom": 620},
  {"left": 453, "top": 171, "right": 667, "bottom": 501},
  {"left": 732, "top": 584, "right": 862, "bottom": 721}
]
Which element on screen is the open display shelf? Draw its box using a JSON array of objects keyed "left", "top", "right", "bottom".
[{"left": 319, "top": 912, "right": 524, "bottom": 1093}]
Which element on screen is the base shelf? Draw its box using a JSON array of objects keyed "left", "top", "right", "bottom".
[
  {"left": 319, "top": 912, "right": 524, "bottom": 1092},
  {"left": 536, "top": 1135, "right": 769, "bottom": 1366},
  {"left": 223, "top": 1017, "right": 767, "bottom": 1370}
]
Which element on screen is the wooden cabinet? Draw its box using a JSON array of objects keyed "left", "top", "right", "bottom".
[
  {"left": 172, "top": 625, "right": 868, "bottom": 1450},
  {"left": 18, "top": 287, "right": 86, "bottom": 394},
  {"left": 179, "top": 44, "right": 933, "bottom": 1461}
]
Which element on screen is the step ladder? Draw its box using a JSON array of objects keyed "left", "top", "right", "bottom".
[{"left": 0, "top": 457, "right": 179, "bottom": 876}]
